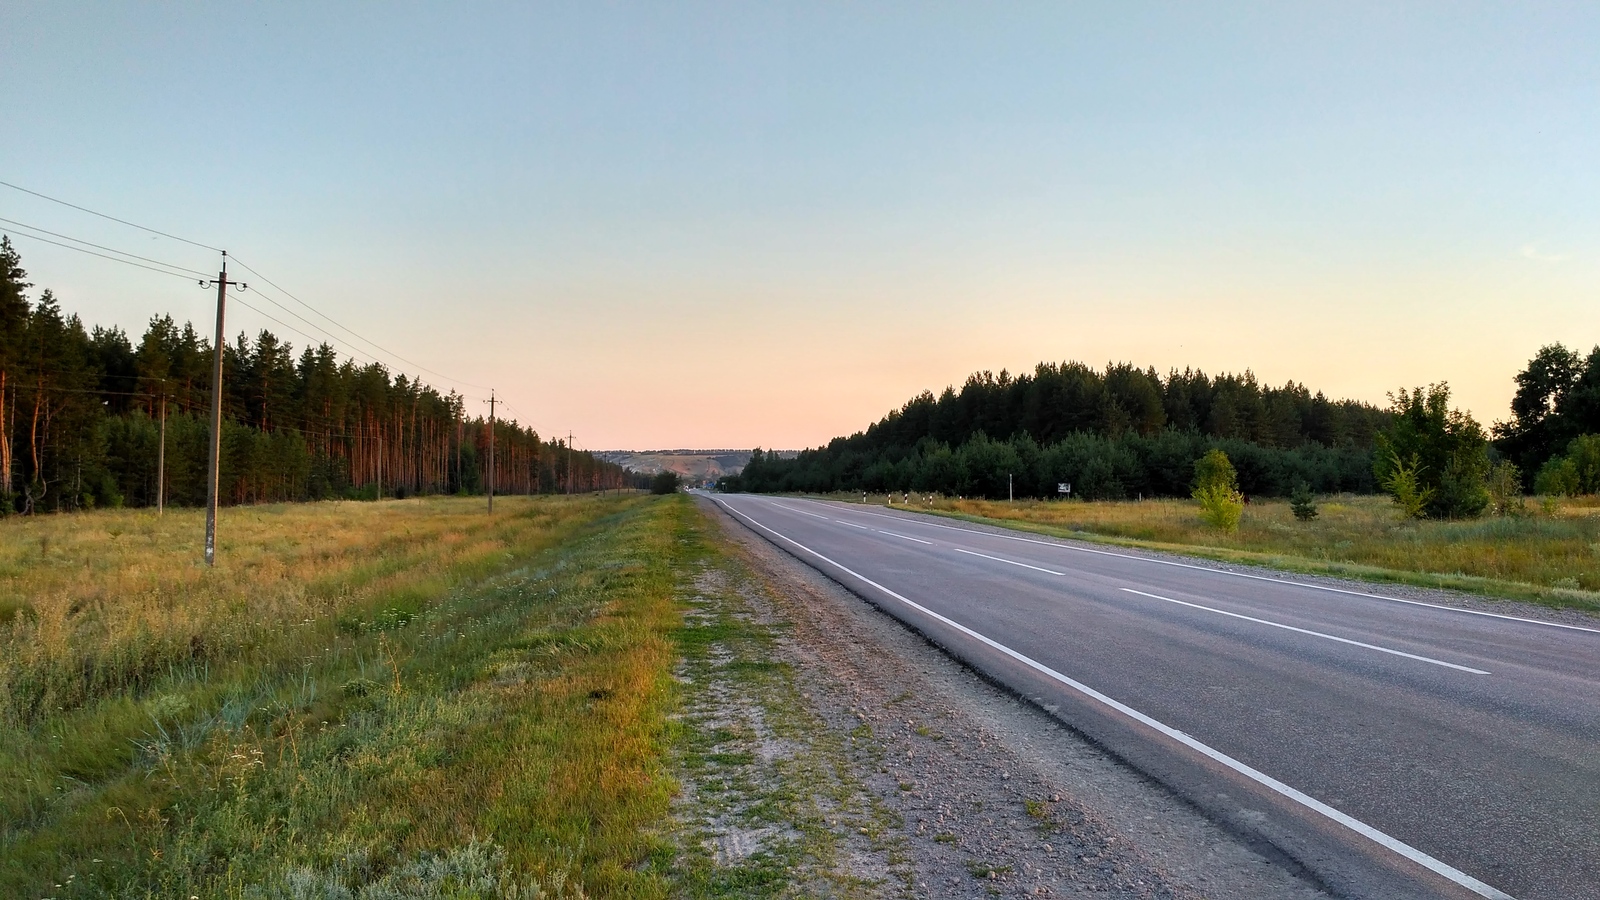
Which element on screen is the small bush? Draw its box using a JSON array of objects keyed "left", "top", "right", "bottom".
[
  {"left": 1192, "top": 449, "right": 1244, "bottom": 532},
  {"left": 1486, "top": 461, "right": 1525, "bottom": 517},
  {"left": 1193, "top": 449, "right": 1237, "bottom": 494},
  {"left": 1379, "top": 451, "right": 1433, "bottom": 519},
  {"left": 1195, "top": 483, "right": 1244, "bottom": 532},
  {"left": 1535, "top": 456, "right": 1580, "bottom": 497}
]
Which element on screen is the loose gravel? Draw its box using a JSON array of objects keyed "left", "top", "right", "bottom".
[{"left": 691, "top": 496, "right": 1330, "bottom": 899}]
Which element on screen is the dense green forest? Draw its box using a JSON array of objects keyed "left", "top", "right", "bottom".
[
  {"left": 723, "top": 351, "right": 1600, "bottom": 506},
  {"left": 724, "top": 363, "right": 1393, "bottom": 499},
  {"left": 0, "top": 237, "right": 640, "bottom": 513}
]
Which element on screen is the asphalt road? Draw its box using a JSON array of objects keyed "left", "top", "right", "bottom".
[{"left": 706, "top": 493, "right": 1600, "bottom": 900}]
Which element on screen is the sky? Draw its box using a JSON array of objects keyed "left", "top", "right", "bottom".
[{"left": 2, "top": 3, "right": 1597, "bottom": 449}]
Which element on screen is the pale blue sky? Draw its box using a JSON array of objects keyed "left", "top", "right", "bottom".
[{"left": 2, "top": 3, "right": 1596, "bottom": 447}]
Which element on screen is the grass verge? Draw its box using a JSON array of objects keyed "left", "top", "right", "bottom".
[
  {"left": 667, "top": 501, "right": 907, "bottom": 898},
  {"left": 0, "top": 494, "right": 686, "bottom": 898}
]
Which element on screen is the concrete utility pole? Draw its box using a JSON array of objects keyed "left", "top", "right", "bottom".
[
  {"left": 567, "top": 431, "right": 573, "bottom": 495},
  {"left": 201, "top": 254, "right": 244, "bottom": 567},
  {"left": 156, "top": 393, "right": 166, "bottom": 516},
  {"left": 487, "top": 390, "right": 496, "bottom": 514},
  {"left": 1008, "top": 472, "right": 1014, "bottom": 502}
]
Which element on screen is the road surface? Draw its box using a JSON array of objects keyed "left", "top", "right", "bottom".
[{"left": 707, "top": 493, "right": 1600, "bottom": 900}]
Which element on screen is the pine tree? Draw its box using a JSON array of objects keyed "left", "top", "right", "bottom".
[{"left": 1289, "top": 481, "right": 1318, "bottom": 521}]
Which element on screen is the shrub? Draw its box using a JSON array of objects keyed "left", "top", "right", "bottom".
[
  {"left": 1568, "top": 434, "right": 1600, "bottom": 493},
  {"left": 1192, "top": 449, "right": 1243, "bottom": 532},
  {"left": 1195, "top": 483, "right": 1244, "bottom": 531},
  {"left": 1379, "top": 450, "right": 1433, "bottom": 519},
  {"left": 1193, "top": 449, "right": 1238, "bottom": 493},
  {"left": 1535, "top": 456, "right": 1580, "bottom": 497},
  {"left": 1289, "top": 481, "right": 1318, "bottom": 521},
  {"left": 1535, "top": 435, "right": 1600, "bottom": 499},
  {"left": 1486, "top": 461, "right": 1525, "bottom": 517}
]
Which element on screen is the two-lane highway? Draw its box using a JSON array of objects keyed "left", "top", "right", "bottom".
[{"left": 708, "top": 493, "right": 1600, "bottom": 900}]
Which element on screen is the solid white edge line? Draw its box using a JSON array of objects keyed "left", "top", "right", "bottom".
[
  {"left": 877, "top": 530, "right": 934, "bottom": 545},
  {"left": 953, "top": 546, "right": 1067, "bottom": 576},
  {"left": 716, "top": 497, "right": 1516, "bottom": 900},
  {"left": 823, "top": 502, "right": 1600, "bottom": 636},
  {"left": 1121, "top": 589, "right": 1491, "bottom": 675}
]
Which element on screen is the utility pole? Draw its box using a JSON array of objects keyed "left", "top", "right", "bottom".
[
  {"left": 157, "top": 392, "right": 166, "bottom": 516},
  {"left": 200, "top": 254, "right": 245, "bottom": 567},
  {"left": 1008, "top": 472, "right": 1013, "bottom": 502},
  {"left": 567, "top": 431, "right": 573, "bottom": 495},
  {"left": 486, "top": 391, "right": 496, "bottom": 514}
]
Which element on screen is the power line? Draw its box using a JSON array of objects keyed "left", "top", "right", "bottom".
[
  {"left": 1, "top": 228, "right": 200, "bottom": 282},
  {"left": 225, "top": 280, "right": 388, "bottom": 370},
  {"left": 0, "top": 222, "right": 428, "bottom": 384},
  {"left": 0, "top": 179, "right": 222, "bottom": 252},
  {"left": 2, "top": 180, "right": 492, "bottom": 406},
  {"left": 227, "top": 255, "right": 492, "bottom": 393},
  {"left": 228, "top": 293, "right": 385, "bottom": 369},
  {"left": 0, "top": 216, "right": 213, "bottom": 278}
]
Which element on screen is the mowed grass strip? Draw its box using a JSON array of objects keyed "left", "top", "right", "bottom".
[
  {"left": 829, "top": 493, "right": 1600, "bottom": 611},
  {"left": 0, "top": 493, "right": 694, "bottom": 898}
]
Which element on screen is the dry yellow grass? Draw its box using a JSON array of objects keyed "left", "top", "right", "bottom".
[
  {"left": 0, "top": 493, "right": 693, "bottom": 898},
  {"left": 0, "top": 496, "right": 579, "bottom": 725}
]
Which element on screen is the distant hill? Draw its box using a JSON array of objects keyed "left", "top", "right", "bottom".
[{"left": 596, "top": 449, "right": 797, "bottom": 481}]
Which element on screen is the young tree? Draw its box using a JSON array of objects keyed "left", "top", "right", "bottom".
[
  {"left": 1289, "top": 480, "right": 1318, "bottom": 521},
  {"left": 1485, "top": 461, "right": 1525, "bottom": 517},
  {"left": 1192, "top": 448, "right": 1244, "bottom": 532},
  {"left": 1378, "top": 450, "right": 1433, "bottom": 519},
  {"left": 1374, "top": 384, "right": 1489, "bottom": 518}
]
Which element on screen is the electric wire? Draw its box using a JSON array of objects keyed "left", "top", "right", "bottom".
[
  {"left": 0, "top": 216, "right": 432, "bottom": 381},
  {"left": 224, "top": 280, "right": 389, "bottom": 370},
  {"left": 227, "top": 255, "right": 492, "bottom": 393},
  {"left": 228, "top": 294, "right": 387, "bottom": 370},
  {"left": 0, "top": 179, "right": 222, "bottom": 252},
  {"left": 0, "top": 216, "right": 214, "bottom": 278},
  {"left": 1, "top": 228, "right": 201, "bottom": 282},
  {"left": 1, "top": 180, "right": 498, "bottom": 417}
]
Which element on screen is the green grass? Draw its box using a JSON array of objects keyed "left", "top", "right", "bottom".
[
  {"left": 819, "top": 492, "right": 1600, "bottom": 612},
  {"left": 666, "top": 509, "right": 907, "bottom": 898},
  {"left": 0, "top": 494, "right": 690, "bottom": 898}
]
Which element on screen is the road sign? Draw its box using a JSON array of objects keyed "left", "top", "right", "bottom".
[{"left": 1057, "top": 483, "right": 1071, "bottom": 494}]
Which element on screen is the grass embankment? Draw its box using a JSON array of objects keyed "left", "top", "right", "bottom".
[
  {"left": 830, "top": 493, "right": 1600, "bottom": 611},
  {"left": 0, "top": 494, "right": 697, "bottom": 898}
]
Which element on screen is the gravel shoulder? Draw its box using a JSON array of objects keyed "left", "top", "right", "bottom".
[{"left": 682, "top": 495, "right": 1329, "bottom": 898}]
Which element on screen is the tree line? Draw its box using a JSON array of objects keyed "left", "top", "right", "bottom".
[
  {"left": 1492, "top": 344, "right": 1600, "bottom": 496},
  {"left": 721, "top": 362, "right": 1390, "bottom": 500},
  {"left": 722, "top": 348, "right": 1600, "bottom": 518},
  {"left": 0, "top": 236, "right": 643, "bottom": 513}
]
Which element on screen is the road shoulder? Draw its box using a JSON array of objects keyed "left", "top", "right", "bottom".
[{"left": 683, "top": 495, "right": 1327, "bottom": 898}]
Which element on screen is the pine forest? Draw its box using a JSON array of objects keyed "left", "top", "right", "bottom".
[{"left": 0, "top": 237, "right": 637, "bottom": 513}]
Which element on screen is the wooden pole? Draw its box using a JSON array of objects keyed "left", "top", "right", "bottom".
[
  {"left": 487, "top": 391, "right": 496, "bottom": 514},
  {"left": 203, "top": 255, "right": 241, "bottom": 567},
  {"left": 157, "top": 393, "right": 166, "bottom": 515}
]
